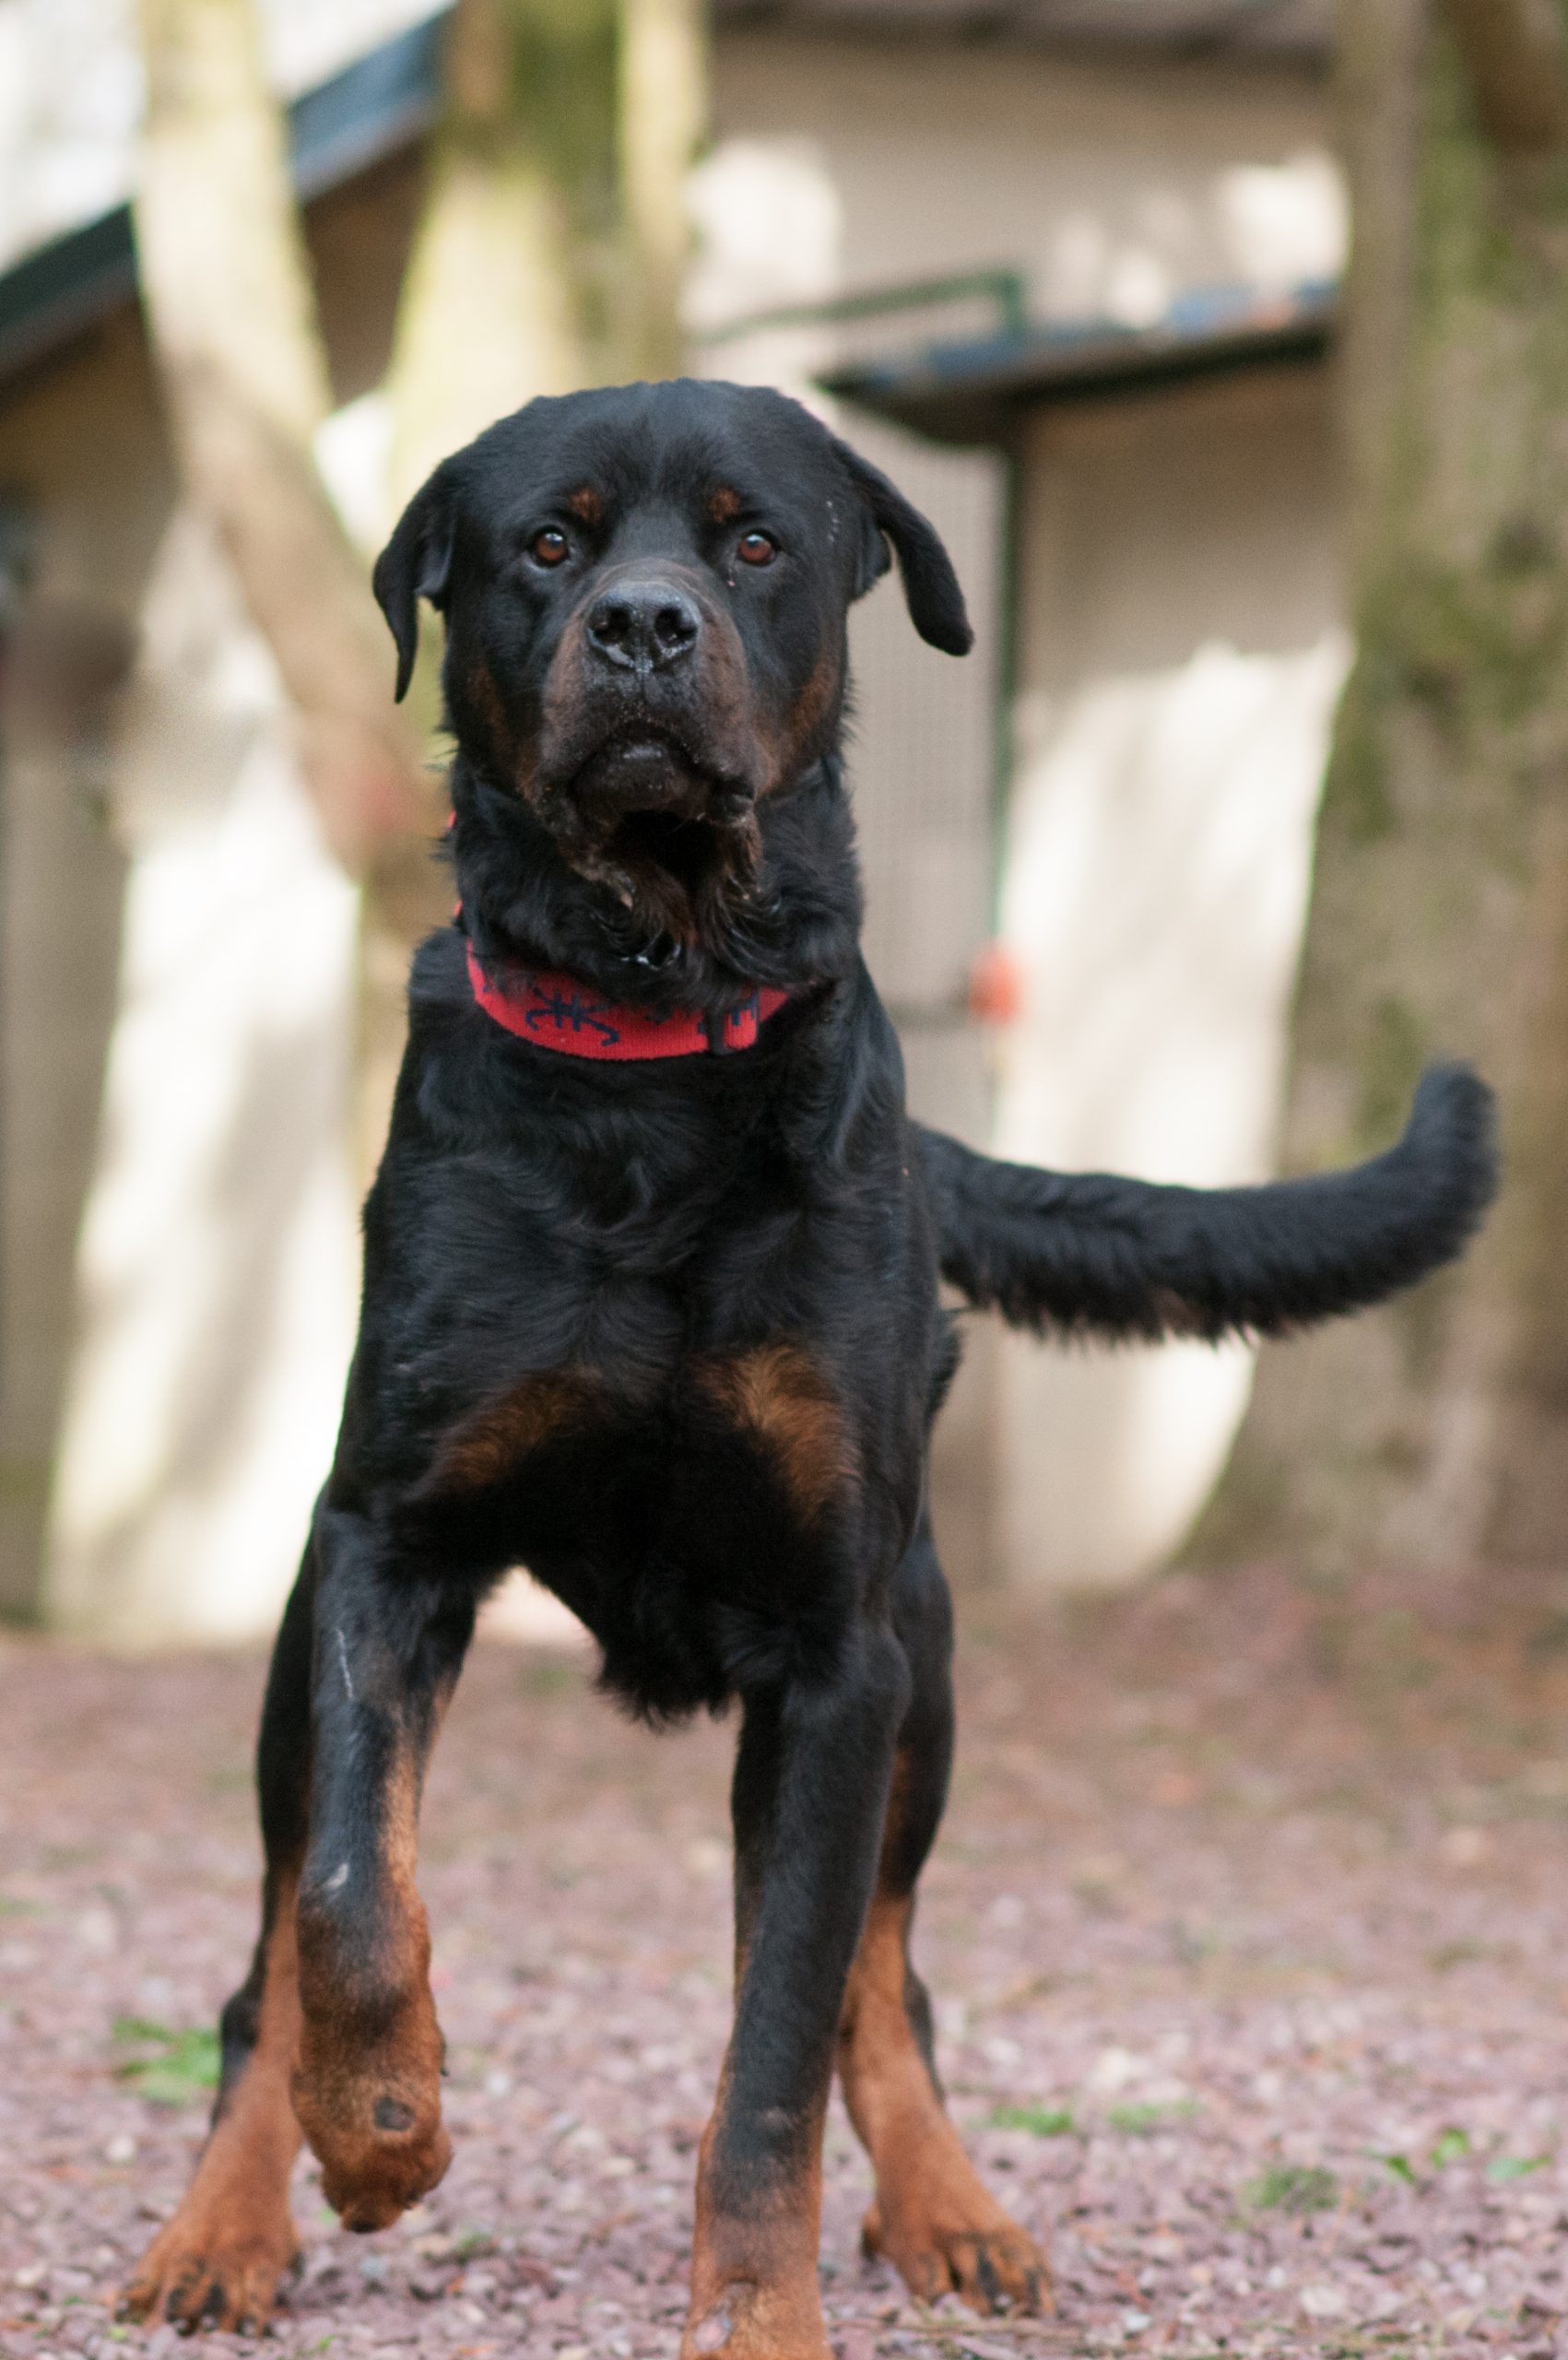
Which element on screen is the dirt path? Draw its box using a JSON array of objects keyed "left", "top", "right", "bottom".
[{"left": 6, "top": 1561, "right": 1568, "bottom": 2360}]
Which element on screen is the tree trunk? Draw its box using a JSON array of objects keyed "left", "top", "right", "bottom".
[
  {"left": 1201, "top": 0, "right": 1568, "bottom": 1575},
  {"left": 386, "top": 0, "right": 617, "bottom": 512},
  {"left": 133, "top": 0, "right": 449, "bottom": 1179},
  {"left": 134, "top": 0, "right": 434, "bottom": 874},
  {"left": 618, "top": 0, "right": 706, "bottom": 379}
]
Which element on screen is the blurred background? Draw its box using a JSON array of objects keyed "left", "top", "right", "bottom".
[{"left": 0, "top": 0, "right": 1560, "bottom": 1648}]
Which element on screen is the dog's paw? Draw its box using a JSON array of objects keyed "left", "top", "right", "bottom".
[
  {"left": 120, "top": 2201, "right": 299, "bottom": 2335},
  {"left": 293, "top": 1972, "right": 452, "bottom": 2232},
  {"left": 294, "top": 2072, "right": 452, "bottom": 2232},
  {"left": 678, "top": 2280, "right": 832, "bottom": 2360},
  {"left": 863, "top": 2202, "right": 1050, "bottom": 2316}
]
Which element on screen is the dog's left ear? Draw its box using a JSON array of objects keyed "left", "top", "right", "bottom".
[
  {"left": 831, "top": 437, "right": 973, "bottom": 656},
  {"left": 371, "top": 461, "right": 459, "bottom": 702}
]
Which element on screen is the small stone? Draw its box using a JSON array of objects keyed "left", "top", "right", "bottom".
[
  {"left": 103, "top": 2135, "right": 136, "bottom": 2165},
  {"left": 75, "top": 1906, "right": 116, "bottom": 1954},
  {"left": 1300, "top": 2284, "right": 1346, "bottom": 2319},
  {"left": 1091, "top": 2047, "right": 1141, "bottom": 2093}
]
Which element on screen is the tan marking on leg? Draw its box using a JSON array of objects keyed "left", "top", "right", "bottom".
[
  {"left": 434, "top": 1368, "right": 604, "bottom": 1491},
  {"left": 294, "top": 1754, "right": 452, "bottom": 2231},
  {"left": 699, "top": 1344, "right": 857, "bottom": 1522},
  {"left": 839, "top": 1892, "right": 1050, "bottom": 2315},
  {"left": 680, "top": 2099, "right": 831, "bottom": 2360},
  {"left": 122, "top": 1882, "right": 303, "bottom": 2334}
]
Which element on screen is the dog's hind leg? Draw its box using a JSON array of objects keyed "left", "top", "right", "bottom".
[
  {"left": 122, "top": 1552, "right": 317, "bottom": 2333},
  {"left": 838, "top": 1528, "right": 1051, "bottom": 2316},
  {"left": 289, "top": 1501, "right": 476, "bottom": 2233}
]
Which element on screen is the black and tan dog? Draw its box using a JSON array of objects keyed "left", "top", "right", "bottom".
[{"left": 123, "top": 380, "right": 1494, "bottom": 2359}]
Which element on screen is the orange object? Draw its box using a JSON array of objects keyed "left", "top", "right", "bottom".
[{"left": 967, "top": 942, "right": 1023, "bottom": 1026}]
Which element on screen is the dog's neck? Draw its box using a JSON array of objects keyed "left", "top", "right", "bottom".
[{"left": 447, "top": 749, "right": 864, "bottom": 1014}]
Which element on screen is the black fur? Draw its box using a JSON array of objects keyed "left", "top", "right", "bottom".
[
  {"left": 133, "top": 379, "right": 1494, "bottom": 2353},
  {"left": 919, "top": 1062, "right": 1497, "bottom": 1343}
]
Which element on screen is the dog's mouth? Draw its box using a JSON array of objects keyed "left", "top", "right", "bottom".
[
  {"left": 541, "top": 726, "right": 762, "bottom": 938},
  {"left": 581, "top": 728, "right": 699, "bottom": 804},
  {"left": 605, "top": 805, "right": 729, "bottom": 902}
]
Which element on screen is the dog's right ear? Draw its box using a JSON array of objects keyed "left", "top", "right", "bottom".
[
  {"left": 830, "top": 435, "right": 973, "bottom": 656},
  {"left": 371, "top": 462, "right": 459, "bottom": 702}
]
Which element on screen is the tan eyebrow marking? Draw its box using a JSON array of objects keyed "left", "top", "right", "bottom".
[
  {"left": 708, "top": 485, "right": 743, "bottom": 524},
  {"left": 565, "top": 486, "right": 603, "bottom": 525}
]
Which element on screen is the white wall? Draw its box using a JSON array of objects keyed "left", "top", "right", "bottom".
[
  {"left": 694, "top": 32, "right": 1344, "bottom": 1147},
  {"left": 994, "top": 368, "right": 1349, "bottom": 1587},
  {"left": 699, "top": 33, "right": 1342, "bottom": 341},
  {"left": 697, "top": 34, "right": 1348, "bottom": 1591},
  {"left": 43, "top": 510, "right": 360, "bottom": 1645}
]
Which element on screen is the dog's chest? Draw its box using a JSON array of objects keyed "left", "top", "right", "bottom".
[
  {"left": 425, "top": 1345, "right": 861, "bottom": 1714},
  {"left": 432, "top": 1343, "right": 855, "bottom": 1538}
]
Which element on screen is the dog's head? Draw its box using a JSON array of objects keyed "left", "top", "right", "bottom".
[{"left": 373, "top": 380, "right": 971, "bottom": 948}]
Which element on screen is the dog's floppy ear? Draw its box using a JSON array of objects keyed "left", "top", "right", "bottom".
[
  {"left": 831, "top": 436, "right": 973, "bottom": 656},
  {"left": 371, "top": 461, "right": 459, "bottom": 702}
]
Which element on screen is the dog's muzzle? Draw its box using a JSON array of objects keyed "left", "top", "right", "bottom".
[{"left": 531, "top": 566, "right": 766, "bottom": 935}]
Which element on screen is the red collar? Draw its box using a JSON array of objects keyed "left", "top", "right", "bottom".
[{"left": 466, "top": 940, "right": 790, "bottom": 1060}]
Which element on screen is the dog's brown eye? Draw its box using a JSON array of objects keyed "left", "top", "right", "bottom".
[
  {"left": 736, "top": 531, "right": 778, "bottom": 567},
  {"left": 530, "top": 527, "right": 571, "bottom": 567}
]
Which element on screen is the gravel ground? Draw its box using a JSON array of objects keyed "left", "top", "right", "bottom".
[{"left": 7, "top": 1558, "right": 1568, "bottom": 2360}]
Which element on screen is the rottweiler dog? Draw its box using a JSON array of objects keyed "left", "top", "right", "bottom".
[{"left": 123, "top": 380, "right": 1494, "bottom": 2359}]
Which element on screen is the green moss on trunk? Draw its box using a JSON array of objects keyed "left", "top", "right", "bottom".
[{"left": 1200, "top": 13, "right": 1568, "bottom": 1571}]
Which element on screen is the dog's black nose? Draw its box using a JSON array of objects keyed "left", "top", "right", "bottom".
[{"left": 585, "top": 581, "right": 701, "bottom": 672}]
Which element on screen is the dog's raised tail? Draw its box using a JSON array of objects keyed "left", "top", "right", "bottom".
[{"left": 915, "top": 1063, "right": 1497, "bottom": 1343}]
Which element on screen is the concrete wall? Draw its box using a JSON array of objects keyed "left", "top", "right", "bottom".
[{"left": 993, "top": 364, "right": 1348, "bottom": 1588}]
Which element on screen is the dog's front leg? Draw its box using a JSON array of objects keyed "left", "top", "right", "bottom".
[
  {"left": 683, "top": 1624, "right": 909, "bottom": 2360},
  {"left": 291, "top": 1502, "right": 475, "bottom": 2232}
]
